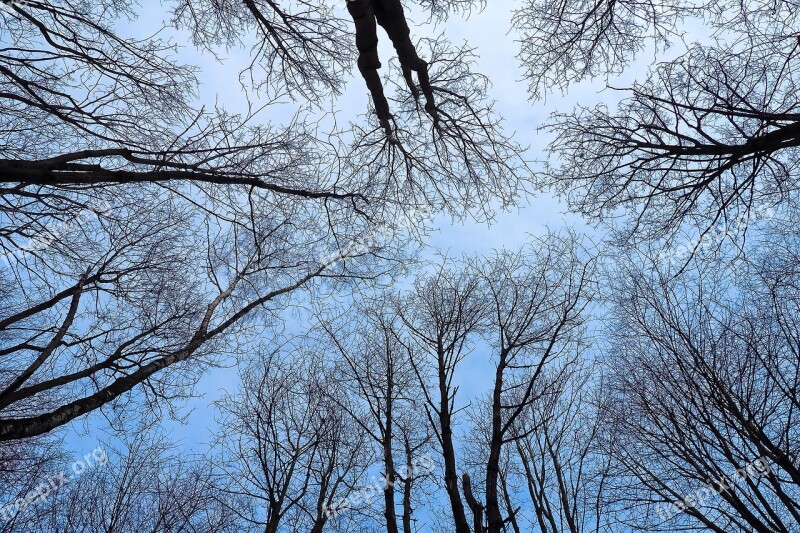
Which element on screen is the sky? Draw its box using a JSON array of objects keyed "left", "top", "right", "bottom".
[
  {"left": 61, "top": 0, "right": 691, "bottom": 477},
  {"left": 28, "top": 4, "right": 720, "bottom": 533}
]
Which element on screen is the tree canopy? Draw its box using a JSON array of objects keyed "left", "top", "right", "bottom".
[{"left": 2, "top": 0, "right": 800, "bottom": 532}]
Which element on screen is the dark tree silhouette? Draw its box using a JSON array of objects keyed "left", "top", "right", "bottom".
[
  {"left": 0, "top": 434, "right": 65, "bottom": 532},
  {"left": 211, "top": 349, "right": 371, "bottom": 533},
  {"left": 476, "top": 233, "right": 596, "bottom": 532},
  {"left": 319, "top": 299, "right": 435, "bottom": 533},
  {"left": 395, "top": 263, "right": 484, "bottom": 533},
  {"left": 516, "top": 0, "right": 798, "bottom": 243},
  {"left": 379, "top": 237, "right": 596, "bottom": 533},
  {"left": 346, "top": 0, "right": 438, "bottom": 141},
  {"left": 34, "top": 429, "right": 238, "bottom": 533},
  {"left": 601, "top": 234, "right": 800, "bottom": 532},
  {"left": 507, "top": 362, "right": 612, "bottom": 533},
  {"left": 0, "top": 0, "right": 525, "bottom": 441}
]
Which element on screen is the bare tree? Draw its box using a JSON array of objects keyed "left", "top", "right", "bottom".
[
  {"left": 211, "top": 348, "right": 371, "bottom": 533},
  {"left": 394, "top": 263, "right": 485, "bottom": 533},
  {"left": 513, "top": 0, "right": 688, "bottom": 98},
  {"left": 601, "top": 236, "right": 800, "bottom": 532},
  {"left": 0, "top": 434, "right": 65, "bottom": 532},
  {"left": 507, "top": 362, "right": 612, "bottom": 533},
  {"left": 320, "top": 299, "right": 435, "bottom": 533},
  {"left": 21, "top": 424, "right": 238, "bottom": 533},
  {"left": 476, "top": 232, "right": 596, "bottom": 532},
  {"left": 515, "top": 0, "right": 798, "bottom": 243},
  {"left": 382, "top": 235, "right": 597, "bottom": 533},
  {"left": 395, "top": 419, "right": 436, "bottom": 533},
  {"left": 0, "top": 0, "right": 526, "bottom": 441}
]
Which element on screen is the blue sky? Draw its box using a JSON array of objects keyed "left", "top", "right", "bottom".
[{"left": 62, "top": 0, "right": 690, "bottom": 486}]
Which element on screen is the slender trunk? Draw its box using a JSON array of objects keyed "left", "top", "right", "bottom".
[
  {"left": 311, "top": 456, "right": 336, "bottom": 533},
  {"left": 516, "top": 440, "right": 555, "bottom": 533},
  {"left": 500, "top": 470, "right": 521, "bottom": 533},
  {"left": 402, "top": 436, "right": 414, "bottom": 533},
  {"left": 383, "top": 429, "right": 400, "bottom": 533},
  {"left": 382, "top": 370, "right": 400, "bottom": 533},
  {"left": 486, "top": 354, "right": 506, "bottom": 532},
  {"left": 437, "top": 344, "right": 471, "bottom": 533},
  {"left": 546, "top": 434, "right": 579, "bottom": 533}
]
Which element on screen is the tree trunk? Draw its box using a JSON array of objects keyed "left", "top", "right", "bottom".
[
  {"left": 463, "top": 472, "right": 485, "bottom": 533},
  {"left": 438, "top": 345, "right": 471, "bottom": 533},
  {"left": 402, "top": 436, "right": 414, "bottom": 533},
  {"left": 485, "top": 356, "right": 506, "bottom": 532},
  {"left": 383, "top": 428, "right": 400, "bottom": 533}
]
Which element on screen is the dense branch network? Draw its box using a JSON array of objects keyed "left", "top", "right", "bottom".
[
  {"left": 0, "top": 0, "right": 525, "bottom": 442},
  {"left": 516, "top": 0, "right": 800, "bottom": 244}
]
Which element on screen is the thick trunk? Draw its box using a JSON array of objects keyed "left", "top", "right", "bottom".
[
  {"left": 485, "top": 442, "right": 502, "bottom": 532},
  {"left": 462, "top": 472, "right": 485, "bottom": 533},
  {"left": 265, "top": 504, "right": 281, "bottom": 533},
  {"left": 309, "top": 519, "right": 326, "bottom": 533},
  {"left": 440, "top": 411, "right": 471, "bottom": 533},
  {"left": 0, "top": 265, "right": 326, "bottom": 440}
]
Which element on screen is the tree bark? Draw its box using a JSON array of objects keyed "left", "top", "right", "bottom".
[
  {"left": 382, "top": 401, "right": 400, "bottom": 533},
  {"left": 402, "top": 436, "right": 414, "bottom": 533},
  {"left": 462, "top": 472, "right": 485, "bottom": 533},
  {"left": 485, "top": 354, "right": 506, "bottom": 532},
  {"left": 437, "top": 344, "right": 471, "bottom": 533}
]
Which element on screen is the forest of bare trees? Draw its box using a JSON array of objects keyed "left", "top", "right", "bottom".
[{"left": 2, "top": 0, "right": 799, "bottom": 531}]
